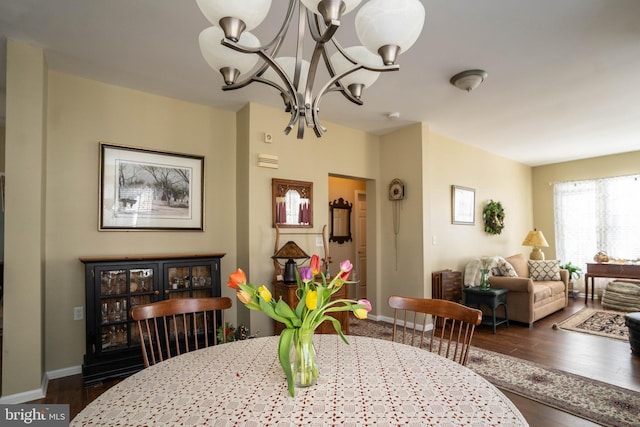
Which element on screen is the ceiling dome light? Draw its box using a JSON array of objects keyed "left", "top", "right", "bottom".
[
  {"left": 196, "top": 0, "right": 272, "bottom": 40},
  {"left": 330, "top": 46, "right": 383, "bottom": 99},
  {"left": 301, "top": 0, "right": 363, "bottom": 22},
  {"left": 199, "top": 27, "right": 261, "bottom": 85},
  {"left": 355, "top": 0, "right": 425, "bottom": 65},
  {"left": 450, "top": 69, "right": 488, "bottom": 92}
]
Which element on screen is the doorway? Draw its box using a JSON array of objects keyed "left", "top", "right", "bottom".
[{"left": 328, "top": 176, "right": 367, "bottom": 300}]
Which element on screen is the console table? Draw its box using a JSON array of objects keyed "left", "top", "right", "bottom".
[{"left": 584, "top": 263, "right": 640, "bottom": 303}]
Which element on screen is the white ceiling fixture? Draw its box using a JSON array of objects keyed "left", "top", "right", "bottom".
[
  {"left": 450, "top": 70, "right": 488, "bottom": 92},
  {"left": 195, "top": 0, "right": 425, "bottom": 138}
]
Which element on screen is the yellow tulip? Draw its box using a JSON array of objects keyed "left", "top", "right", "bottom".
[
  {"left": 353, "top": 308, "right": 368, "bottom": 319},
  {"left": 306, "top": 290, "right": 318, "bottom": 310},
  {"left": 258, "top": 285, "right": 272, "bottom": 303}
]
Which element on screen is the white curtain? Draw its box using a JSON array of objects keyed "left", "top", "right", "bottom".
[{"left": 554, "top": 174, "right": 640, "bottom": 293}]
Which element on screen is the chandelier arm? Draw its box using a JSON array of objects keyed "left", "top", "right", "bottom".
[
  {"left": 317, "top": 38, "right": 357, "bottom": 104},
  {"left": 217, "top": 0, "right": 296, "bottom": 92},
  {"left": 301, "top": 21, "right": 340, "bottom": 130},
  {"left": 286, "top": 92, "right": 305, "bottom": 137},
  {"left": 292, "top": 2, "right": 307, "bottom": 92},
  {"left": 306, "top": 8, "right": 340, "bottom": 45},
  {"left": 221, "top": 40, "right": 299, "bottom": 105}
]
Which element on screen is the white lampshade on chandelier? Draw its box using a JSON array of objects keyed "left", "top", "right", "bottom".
[{"left": 196, "top": 0, "right": 425, "bottom": 138}]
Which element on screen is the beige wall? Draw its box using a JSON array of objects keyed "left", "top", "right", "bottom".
[
  {"left": 3, "top": 40, "right": 47, "bottom": 395},
  {"left": 42, "top": 72, "right": 239, "bottom": 375},
  {"left": 425, "top": 131, "right": 534, "bottom": 273},
  {"left": 379, "top": 124, "right": 425, "bottom": 317},
  {"left": 0, "top": 125, "right": 5, "bottom": 169},
  {"left": 532, "top": 150, "right": 640, "bottom": 260}
]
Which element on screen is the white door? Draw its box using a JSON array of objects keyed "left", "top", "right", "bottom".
[{"left": 354, "top": 190, "right": 367, "bottom": 300}]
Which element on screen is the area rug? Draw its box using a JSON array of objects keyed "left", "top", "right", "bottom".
[
  {"left": 553, "top": 308, "right": 629, "bottom": 341},
  {"left": 349, "top": 318, "right": 640, "bottom": 427}
]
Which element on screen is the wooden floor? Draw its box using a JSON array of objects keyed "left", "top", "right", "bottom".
[{"left": 27, "top": 298, "right": 640, "bottom": 425}]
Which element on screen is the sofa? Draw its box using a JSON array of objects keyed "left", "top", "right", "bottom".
[{"left": 466, "top": 253, "right": 569, "bottom": 327}]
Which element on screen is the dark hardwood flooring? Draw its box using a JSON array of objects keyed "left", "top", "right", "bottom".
[{"left": 26, "top": 298, "right": 640, "bottom": 425}]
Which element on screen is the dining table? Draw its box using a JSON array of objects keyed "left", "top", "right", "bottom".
[{"left": 72, "top": 334, "right": 529, "bottom": 426}]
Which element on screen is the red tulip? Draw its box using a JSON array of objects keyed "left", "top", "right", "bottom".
[
  {"left": 310, "top": 255, "right": 321, "bottom": 275},
  {"left": 227, "top": 268, "right": 247, "bottom": 290}
]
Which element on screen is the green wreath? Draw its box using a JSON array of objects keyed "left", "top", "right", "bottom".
[{"left": 483, "top": 200, "right": 505, "bottom": 235}]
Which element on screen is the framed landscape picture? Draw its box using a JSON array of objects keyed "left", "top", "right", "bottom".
[
  {"left": 99, "top": 142, "right": 204, "bottom": 231},
  {"left": 451, "top": 185, "right": 475, "bottom": 225}
]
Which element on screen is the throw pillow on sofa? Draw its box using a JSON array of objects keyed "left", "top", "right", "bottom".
[
  {"left": 505, "top": 253, "right": 529, "bottom": 277},
  {"left": 496, "top": 259, "right": 518, "bottom": 277},
  {"left": 528, "top": 260, "right": 561, "bottom": 281}
]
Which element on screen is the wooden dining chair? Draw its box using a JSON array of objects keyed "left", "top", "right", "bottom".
[
  {"left": 388, "top": 295, "right": 482, "bottom": 366},
  {"left": 130, "top": 297, "right": 232, "bottom": 367}
]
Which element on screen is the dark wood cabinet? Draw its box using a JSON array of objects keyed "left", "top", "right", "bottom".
[
  {"left": 272, "top": 280, "right": 349, "bottom": 335},
  {"left": 432, "top": 269, "right": 462, "bottom": 303},
  {"left": 80, "top": 253, "right": 225, "bottom": 386}
]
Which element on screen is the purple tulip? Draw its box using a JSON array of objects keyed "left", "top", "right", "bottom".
[{"left": 300, "top": 266, "right": 313, "bottom": 283}]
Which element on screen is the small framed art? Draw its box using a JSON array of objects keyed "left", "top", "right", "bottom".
[{"left": 451, "top": 185, "right": 475, "bottom": 225}]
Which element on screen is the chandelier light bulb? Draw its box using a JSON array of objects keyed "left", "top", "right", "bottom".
[
  {"left": 199, "top": 27, "right": 261, "bottom": 85},
  {"left": 355, "top": 0, "right": 425, "bottom": 65},
  {"left": 196, "top": 0, "right": 272, "bottom": 39},
  {"left": 330, "top": 46, "right": 383, "bottom": 98}
]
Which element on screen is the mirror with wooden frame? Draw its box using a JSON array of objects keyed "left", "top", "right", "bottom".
[
  {"left": 329, "top": 197, "right": 352, "bottom": 244},
  {"left": 272, "top": 178, "right": 313, "bottom": 228}
]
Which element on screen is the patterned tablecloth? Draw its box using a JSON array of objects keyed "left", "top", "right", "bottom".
[{"left": 72, "top": 335, "right": 528, "bottom": 426}]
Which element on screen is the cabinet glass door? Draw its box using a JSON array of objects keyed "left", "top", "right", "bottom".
[
  {"left": 166, "top": 264, "right": 213, "bottom": 299},
  {"left": 98, "top": 267, "right": 155, "bottom": 352}
]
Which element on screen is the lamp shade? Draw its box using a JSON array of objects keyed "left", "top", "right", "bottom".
[
  {"left": 521, "top": 230, "right": 549, "bottom": 248},
  {"left": 199, "top": 26, "right": 260, "bottom": 84},
  {"left": 330, "top": 46, "right": 383, "bottom": 96},
  {"left": 272, "top": 241, "right": 310, "bottom": 284},
  {"left": 355, "top": 0, "right": 425, "bottom": 64},
  {"left": 196, "top": 0, "right": 272, "bottom": 31},
  {"left": 272, "top": 241, "right": 310, "bottom": 261}
]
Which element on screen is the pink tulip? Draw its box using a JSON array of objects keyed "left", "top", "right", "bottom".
[{"left": 358, "top": 299, "right": 372, "bottom": 312}]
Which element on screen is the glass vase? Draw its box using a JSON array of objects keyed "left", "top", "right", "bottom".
[
  {"left": 479, "top": 269, "right": 491, "bottom": 290},
  {"left": 290, "top": 329, "right": 319, "bottom": 388}
]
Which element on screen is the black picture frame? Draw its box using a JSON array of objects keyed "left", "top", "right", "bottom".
[{"left": 99, "top": 142, "right": 204, "bottom": 231}]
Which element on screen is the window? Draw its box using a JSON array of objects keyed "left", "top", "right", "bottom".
[{"left": 554, "top": 175, "right": 640, "bottom": 277}]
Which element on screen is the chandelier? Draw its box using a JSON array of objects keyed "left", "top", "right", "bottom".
[{"left": 196, "top": 0, "right": 425, "bottom": 138}]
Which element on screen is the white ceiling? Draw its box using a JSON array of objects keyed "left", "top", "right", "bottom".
[{"left": 1, "top": 0, "right": 639, "bottom": 166}]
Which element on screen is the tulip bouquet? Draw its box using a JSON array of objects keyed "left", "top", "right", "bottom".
[{"left": 227, "top": 254, "right": 371, "bottom": 397}]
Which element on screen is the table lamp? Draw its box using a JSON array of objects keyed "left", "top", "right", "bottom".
[
  {"left": 272, "top": 241, "right": 309, "bottom": 283},
  {"left": 522, "top": 229, "right": 549, "bottom": 260}
]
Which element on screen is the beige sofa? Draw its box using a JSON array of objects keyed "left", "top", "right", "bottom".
[{"left": 487, "top": 253, "right": 569, "bottom": 327}]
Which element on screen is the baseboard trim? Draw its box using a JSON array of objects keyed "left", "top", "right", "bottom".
[
  {"left": 0, "top": 374, "right": 46, "bottom": 404},
  {"left": 0, "top": 365, "right": 81, "bottom": 404},
  {"left": 47, "top": 365, "right": 82, "bottom": 380}
]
